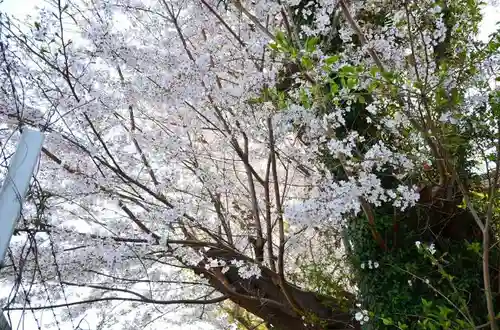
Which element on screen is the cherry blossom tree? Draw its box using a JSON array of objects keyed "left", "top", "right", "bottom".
[{"left": 0, "top": 0, "right": 499, "bottom": 329}]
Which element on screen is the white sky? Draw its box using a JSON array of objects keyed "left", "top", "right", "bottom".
[
  {"left": 0, "top": 0, "right": 499, "bottom": 329},
  {"left": 1, "top": 0, "right": 38, "bottom": 18}
]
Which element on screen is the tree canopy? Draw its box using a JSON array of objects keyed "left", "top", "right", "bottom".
[{"left": 1, "top": 0, "right": 500, "bottom": 329}]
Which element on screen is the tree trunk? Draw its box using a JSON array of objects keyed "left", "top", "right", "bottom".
[{"left": 198, "top": 248, "right": 361, "bottom": 330}]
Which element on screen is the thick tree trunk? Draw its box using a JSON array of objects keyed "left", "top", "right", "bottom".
[{"left": 199, "top": 248, "right": 361, "bottom": 330}]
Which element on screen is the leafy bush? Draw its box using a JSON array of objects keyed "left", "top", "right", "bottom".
[{"left": 345, "top": 205, "right": 496, "bottom": 329}]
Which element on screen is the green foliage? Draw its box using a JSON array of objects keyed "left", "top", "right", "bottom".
[
  {"left": 379, "top": 301, "right": 473, "bottom": 330},
  {"left": 345, "top": 207, "right": 494, "bottom": 329},
  {"left": 289, "top": 229, "right": 354, "bottom": 313}
]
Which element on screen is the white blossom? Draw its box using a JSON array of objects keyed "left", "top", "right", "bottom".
[{"left": 428, "top": 243, "right": 437, "bottom": 255}]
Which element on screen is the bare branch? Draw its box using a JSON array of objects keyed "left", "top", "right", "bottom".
[{"left": 4, "top": 295, "right": 228, "bottom": 311}]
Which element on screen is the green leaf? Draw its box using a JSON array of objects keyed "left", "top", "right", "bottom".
[
  {"left": 381, "top": 317, "right": 393, "bottom": 325},
  {"left": 437, "top": 305, "right": 452, "bottom": 319},
  {"left": 450, "top": 88, "right": 461, "bottom": 105},
  {"left": 305, "top": 37, "right": 319, "bottom": 53},
  {"left": 342, "top": 65, "right": 356, "bottom": 74},
  {"left": 381, "top": 71, "right": 396, "bottom": 81},
  {"left": 347, "top": 77, "right": 357, "bottom": 89},
  {"left": 368, "top": 81, "right": 379, "bottom": 93},
  {"left": 421, "top": 298, "right": 432, "bottom": 308},
  {"left": 325, "top": 55, "right": 340, "bottom": 65},
  {"left": 299, "top": 89, "right": 310, "bottom": 108},
  {"left": 466, "top": 242, "right": 481, "bottom": 254},
  {"left": 301, "top": 56, "right": 313, "bottom": 70},
  {"left": 275, "top": 31, "right": 286, "bottom": 44},
  {"left": 330, "top": 82, "right": 339, "bottom": 94},
  {"left": 398, "top": 322, "right": 409, "bottom": 330}
]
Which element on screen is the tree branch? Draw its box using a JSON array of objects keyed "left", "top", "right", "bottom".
[{"left": 3, "top": 295, "right": 228, "bottom": 311}]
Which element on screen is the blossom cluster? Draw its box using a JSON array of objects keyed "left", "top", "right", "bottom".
[
  {"left": 354, "top": 308, "right": 370, "bottom": 325},
  {"left": 360, "top": 260, "right": 379, "bottom": 270},
  {"left": 415, "top": 241, "right": 437, "bottom": 255}
]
